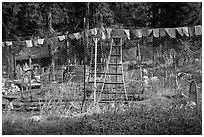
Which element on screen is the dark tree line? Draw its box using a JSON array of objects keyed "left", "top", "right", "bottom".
[{"left": 2, "top": 2, "right": 202, "bottom": 41}]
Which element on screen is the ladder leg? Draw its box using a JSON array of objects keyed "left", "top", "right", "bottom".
[
  {"left": 99, "top": 39, "right": 113, "bottom": 102},
  {"left": 120, "top": 39, "right": 129, "bottom": 106}
]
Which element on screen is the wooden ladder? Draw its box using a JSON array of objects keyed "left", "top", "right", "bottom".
[{"left": 98, "top": 37, "right": 128, "bottom": 103}]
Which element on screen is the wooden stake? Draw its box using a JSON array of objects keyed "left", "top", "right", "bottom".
[
  {"left": 93, "top": 37, "right": 99, "bottom": 104},
  {"left": 29, "top": 56, "right": 32, "bottom": 100},
  {"left": 138, "top": 44, "right": 142, "bottom": 83}
]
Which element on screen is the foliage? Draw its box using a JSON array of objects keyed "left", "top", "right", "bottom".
[
  {"left": 2, "top": 2, "right": 202, "bottom": 65},
  {"left": 2, "top": 2, "right": 202, "bottom": 41}
]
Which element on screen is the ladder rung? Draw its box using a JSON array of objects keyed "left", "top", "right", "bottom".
[
  {"left": 97, "top": 90, "right": 112, "bottom": 94},
  {"left": 112, "top": 45, "right": 121, "bottom": 47},
  {"left": 108, "top": 63, "right": 122, "bottom": 65},
  {"left": 110, "top": 54, "right": 121, "bottom": 56},
  {"left": 89, "top": 72, "right": 105, "bottom": 75},
  {"left": 90, "top": 63, "right": 106, "bottom": 65},
  {"left": 98, "top": 99, "right": 128, "bottom": 103},
  {"left": 107, "top": 73, "right": 122, "bottom": 75},
  {"left": 89, "top": 72, "right": 122, "bottom": 75},
  {"left": 88, "top": 81, "right": 104, "bottom": 84},
  {"left": 104, "top": 82, "right": 124, "bottom": 84},
  {"left": 85, "top": 89, "right": 124, "bottom": 93},
  {"left": 101, "top": 91, "right": 126, "bottom": 94}
]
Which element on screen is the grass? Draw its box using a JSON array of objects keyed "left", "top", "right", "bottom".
[
  {"left": 2, "top": 96, "right": 202, "bottom": 135},
  {"left": 2, "top": 56, "right": 202, "bottom": 135}
]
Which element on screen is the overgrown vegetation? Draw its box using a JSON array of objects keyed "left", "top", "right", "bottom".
[
  {"left": 2, "top": 98, "right": 202, "bottom": 135},
  {"left": 2, "top": 60, "right": 202, "bottom": 135},
  {"left": 2, "top": 2, "right": 202, "bottom": 135}
]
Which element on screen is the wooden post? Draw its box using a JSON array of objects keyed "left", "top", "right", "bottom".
[
  {"left": 83, "top": 26, "right": 86, "bottom": 104},
  {"left": 115, "top": 38, "right": 118, "bottom": 101},
  {"left": 115, "top": 39, "right": 118, "bottom": 88},
  {"left": 52, "top": 54, "right": 55, "bottom": 81},
  {"left": 138, "top": 43, "right": 142, "bottom": 83},
  {"left": 5, "top": 44, "right": 9, "bottom": 78},
  {"left": 9, "top": 46, "right": 15, "bottom": 79},
  {"left": 93, "top": 37, "right": 99, "bottom": 104},
  {"left": 39, "top": 45, "right": 42, "bottom": 90},
  {"left": 49, "top": 41, "right": 55, "bottom": 82},
  {"left": 12, "top": 44, "right": 17, "bottom": 79},
  {"left": 29, "top": 56, "right": 32, "bottom": 100},
  {"left": 29, "top": 55, "right": 32, "bottom": 67},
  {"left": 12, "top": 54, "right": 16, "bottom": 79},
  {"left": 81, "top": 2, "right": 90, "bottom": 112}
]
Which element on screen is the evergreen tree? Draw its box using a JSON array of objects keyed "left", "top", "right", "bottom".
[{"left": 2, "top": 2, "right": 202, "bottom": 40}]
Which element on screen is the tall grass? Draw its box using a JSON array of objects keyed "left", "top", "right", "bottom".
[
  {"left": 2, "top": 96, "right": 202, "bottom": 135},
  {"left": 2, "top": 57, "right": 202, "bottom": 135}
]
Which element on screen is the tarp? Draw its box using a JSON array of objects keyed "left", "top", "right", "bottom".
[{"left": 16, "top": 45, "right": 50, "bottom": 60}]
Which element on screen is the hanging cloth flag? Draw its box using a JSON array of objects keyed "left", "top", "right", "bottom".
[
  {"left": 100, "top": 25, "right": 106, "bottom": 40},
  {"left": 51, "top": 37, "right": 60, "bottom": 50},
  {"left": 86, "top": 29, "right": 96, "bottom": 37},
  {"left": 152, "top": 29, "right": 159, "bottom": 37},
  {"left": 124, "top": 29, "right": 130, "bottom": 39},
  {"left": 12, "top": 41, "right": 21, "bottom": 54},
  {"left": 25, "top": 40, "right": 33, "bottom": 47},
  {"left": 147, "top": 29, "right": 153, "bottom": 36},
  {"left": 90, "top": 28, "right": 98, "bottom": 36},
  {"left": 73, "top": 32, "right": 82, "bottom": 40},
  {"left": 68, "top": 34, "right": 75, "bottom": 40},
  {"left": 85, "top": 29, "right": 92, "bottom": 36},
  {"left": 64, "top": 35, "right": 68, "bottom": 40},
  {"left": 33, "top": 39, "right": 39, "bottom": 47},
  {"left": 43, "top": 37, "right": 52, "bottom": 46},
  {"left": 182, "top": 27, "right": 189, "bottom": 37},
  {"left": 130, "top": 29, "right": 140, "bottom": 39},
  {"left": 58, "top": 35, "right": 66, "bottom": 41},
  {"left": 176, "top": 27, "right": 184, "bottom": 36},
  {"left": 14, "top": 41, "right": 26, "bottom": 54},
  {"left": 106, "top": 28, "right": 112, "bottom": 39},
  {"left": 142, "top": 29, "right": 148, "bottom": 37},
  {"left": 18, "top": 41, "right": 26, "bottom": 53},
  {"left": 159, "top": 28, "right": 166, "bottom": 37},
  {"left": 111, "top": 29, "right": 125, "bottom": 38},
  {"left": 37, "top": 39, "right": 44, "bottom": 45},
  {"left": 188, "top": 26, "right": 195, "bottom": 37},
  {"left": 195, "top": 25, "right": 202, "bottom": 35},
  {"left": 165, "top": 28, "right": 176, "bottom": 38},
  {"left": 135, "top": 29, "right": 143, "bottom": 38},
  {"left": 101, "top": 31, "right": 106, "bottom": 39},
  {"left": 5, "top": 41, "right": 12, "bottom": 46}
]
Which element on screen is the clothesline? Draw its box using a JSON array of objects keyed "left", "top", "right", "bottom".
[{"left": 2, "top": 25, "right": 202, "bottom": 48}]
